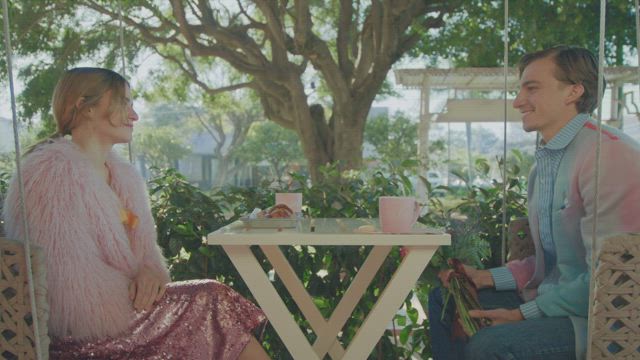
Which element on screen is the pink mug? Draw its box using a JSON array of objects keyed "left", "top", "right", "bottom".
[
  {"left": 379, "top": 196, "right": 421, "bottom": 233},
  {"left": 275, "top": 193, "right": 303, "bottom": 213}
]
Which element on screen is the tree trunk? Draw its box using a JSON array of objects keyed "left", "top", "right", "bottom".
[
  {"left": 290, "top": 79, "right": 373, "bottom": 181},
  {"left": 213, "top": 156, "right": 231, "bottom": 187}
]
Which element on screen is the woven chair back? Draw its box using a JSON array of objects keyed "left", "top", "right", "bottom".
[
  {"left": 0, "top": 237, "right": 49, "bottom": 360},
  {"left": 590, "top": 233, "right": 640, "bottom": 359}
]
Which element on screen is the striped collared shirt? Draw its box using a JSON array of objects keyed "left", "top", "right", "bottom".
[
  {"left": 490, "top": 113, "right": 589, "bottom": 319},
  {"left": 535, "top": 113, "right": 589, "bottom": 274}
]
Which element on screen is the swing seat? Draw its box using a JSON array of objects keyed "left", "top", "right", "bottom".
[
  {"left": 589, "top": 234, "right": 640, "bottom": 359},
  {"left": 0, "top": 237, "right": 50, "bottom": 360},
  {"left": 507, "top": 220, "right": 640, "bottom": 359}
]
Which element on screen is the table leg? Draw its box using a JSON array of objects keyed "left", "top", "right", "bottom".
[
  {"left": 222, "top": 245, "right": 321, "bottom": 360},
  {"left": 313, "top": 246, "right": 391, "bottom": 358},
  {"left": 342, "top": 246, "right": 436, "bottom": 359},
  {"left": 261, "top": 245, "right": 391, "bottom": 360},
  {"left": 261, "top": 245, "right": 346, "bottom": 359}
]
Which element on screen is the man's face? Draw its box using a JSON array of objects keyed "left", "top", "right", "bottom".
[{"left": 513, "top": 56, "right": 579, "bottom": 141}]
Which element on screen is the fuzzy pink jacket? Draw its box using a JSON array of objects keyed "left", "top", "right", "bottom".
[{"left": 3, "top": 138, "right": 170, "bottom": 341}]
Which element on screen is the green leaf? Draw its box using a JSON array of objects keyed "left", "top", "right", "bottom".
[{"left": 399, "top": 326, "right": 412, "bottom": 345}]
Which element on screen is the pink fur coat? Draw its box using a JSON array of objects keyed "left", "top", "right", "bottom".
[{"left": 3, "top": 138, "right": 170, "bottom": 340}]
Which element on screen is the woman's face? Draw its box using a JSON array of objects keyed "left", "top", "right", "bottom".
[{"left": 90, "top": 85, "right": 139, "bottom": 145}]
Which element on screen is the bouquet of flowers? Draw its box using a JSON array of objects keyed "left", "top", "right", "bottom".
[{"left": 441, "top": 258, "right": 491, "bottom": 339}]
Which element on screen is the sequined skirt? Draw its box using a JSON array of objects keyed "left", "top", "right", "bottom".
[{"left": 50, "top": 279, "right": 266, "bottom": 360}]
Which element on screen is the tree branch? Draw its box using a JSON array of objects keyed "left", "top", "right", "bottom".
[
  {"left": 252, "top": 0, "right": 289, "bottom": 65},
  {"left": 292, "top": 0, "right": 311, "bottom": 50},
  {"left": 155, "top": 49, "right": 253, "bottom": 96},
  {"left": 170, "top": 0, "right": 202, "bottom": 49},
  {"left": 82, "top": 0, "right": 185, "bottom": 47},
  {"left": 337, "top": 0, "right": 355, "bottom": 78}
]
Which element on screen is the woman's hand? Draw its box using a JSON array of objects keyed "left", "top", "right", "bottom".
[
  {"left": 438, "top": 264, "right": 495, "bottom": 289},
  {"left": 468, "top": 308, "right": 524, "bottom": 326},
  {"left": 129, "top": 265, "right": 167, "bottom": 311}
]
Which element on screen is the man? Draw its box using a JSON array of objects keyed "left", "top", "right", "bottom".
[{"left": 428, "top": 45, "right": 640, "bottom": 360}]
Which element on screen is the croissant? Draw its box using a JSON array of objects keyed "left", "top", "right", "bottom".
[{"left": 266, "top": 204, "right": 294, "bottom": 218}]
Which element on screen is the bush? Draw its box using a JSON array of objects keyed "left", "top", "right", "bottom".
[
  {"left": 149, "top": 162, "right": 436, "bottom": 359},
  {"left": 0, "top": 170, "right": 10, "bottom": 236}
]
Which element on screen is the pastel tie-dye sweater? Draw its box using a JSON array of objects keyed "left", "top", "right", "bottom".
[{"left": 507, "top": 117, "right": 640, "bottom": 359}]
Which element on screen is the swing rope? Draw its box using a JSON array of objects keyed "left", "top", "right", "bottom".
[
  {"left": 1, "top": 0, "right": 44, "bottom": 358},
  {"left": 500, "top": 0, "right": 509, "bottom": 266},
  {"left": 636, "top": 0, "right": 640, "bottom": 105},
  {"left": 118, "top": 1, "right": 133, "bottom": 163},
  {"left": 586, "top": 0, "right": 607, "bottom": 357}
]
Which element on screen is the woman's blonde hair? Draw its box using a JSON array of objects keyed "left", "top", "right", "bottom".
[
  {"left": 52, "top": 67, "right": 129, "bottom": 135},
  {"left": 25, "top": 67, "right": 129, "bottom": 154}
]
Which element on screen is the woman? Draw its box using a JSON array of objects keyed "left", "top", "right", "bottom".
[{"left": 3, "top": 68, "right": 269, "bottom": 359}]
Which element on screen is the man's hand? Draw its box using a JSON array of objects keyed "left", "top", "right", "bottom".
[
  {"left": 469, "top": 308, "right": 524, "bottom": 326},
  {"left": 438, "top": 264, "right": 495, "bottom": 289},
  {"left": 129, "top": 265, "right": 167, "bottom": 311}
]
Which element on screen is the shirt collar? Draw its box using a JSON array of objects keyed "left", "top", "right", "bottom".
[{"left": 541, "top": 113, "right": 589, "bottom": 150}]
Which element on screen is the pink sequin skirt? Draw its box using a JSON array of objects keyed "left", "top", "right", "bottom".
[{"left": 50, "top": 279, "right": 266, "bottom": 360}]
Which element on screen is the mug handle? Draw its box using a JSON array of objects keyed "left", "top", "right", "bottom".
[{"left": 413, "top": 200, "right": 421, "bottom": 222}]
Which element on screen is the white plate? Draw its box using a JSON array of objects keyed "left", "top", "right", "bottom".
[{"left": 240, "top": 217, "right": 298, "bottom": 228}]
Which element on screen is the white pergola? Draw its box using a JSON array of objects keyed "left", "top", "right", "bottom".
[
  {"left": 393, "top": 66, "right": 640, "bottom": 197},
  {"left": 395, "top": 66, "right": 639, "bottom": 123}
]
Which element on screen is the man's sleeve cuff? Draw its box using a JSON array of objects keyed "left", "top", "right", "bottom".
[
  {"left": 519, "top": 301, "right": 544, "bottom": 320},
  {"left": 489, "top": 267, "right": 517, "bottom": 291}
]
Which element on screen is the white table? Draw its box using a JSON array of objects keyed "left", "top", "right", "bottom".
[{"left": 206, "top": 218, "right": 449, "bottom": 360}]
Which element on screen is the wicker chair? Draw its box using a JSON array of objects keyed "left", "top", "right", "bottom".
[
  {"left": 589, "top": 233, "right": 640, "bottom": 359},
  {"left": 0, "top": 237, "right": 49, "bottom": 360},
  {"left": 507, "top": 220, "right": 640, "bottom": 359}
]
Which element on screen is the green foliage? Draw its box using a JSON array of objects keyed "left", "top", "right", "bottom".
[
  {"left": 0, "top": 170, "right": 10, "bottom": 192},
  {"left": 149, "top": 162, "right": 436, "bottom": 359},
  {"left": 235, "top": 121, "right": 305, "bottom": 181},
  {"left": 417, "top": 0, "right": 637, "bottom": 67},
  {"left": 141, "top": 93, "right": 263, "bottom": 187},
  {"left": 148, "top": 168, "right": 233, "bottom": 281},
  {"left": 146, "top": 151, "right": 527, "bottom": 358},
  {"left": 364, "top": 112, "right": 418, "bottom": 165},
  {"left": 133, "top": 124, "right": 191, "bottom": 170},
  {"left": 424, "top": 150, "right": 529, "bottom": 273},
  {"left": 1, "top": 0, "right": 141, "bottom": 123},
  {"left": 0, "top": 153, "right": 16, "bottom": 178},
  {"left": 0, "top": 170, "right": 11, "bottom": 235}
]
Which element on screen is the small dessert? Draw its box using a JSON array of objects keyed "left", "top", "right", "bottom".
[{"left": 256, "top": 203, "right": 294, "bottom": 219}]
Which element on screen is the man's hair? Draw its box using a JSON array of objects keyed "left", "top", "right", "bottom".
[{"left": 518, "top": 45, "right": 602, "bottom": 113}]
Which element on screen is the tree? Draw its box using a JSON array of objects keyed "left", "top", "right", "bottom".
[
  {"left": 143, "top": 67, "right": 263, "bottom": 187},
  {"left": 235, "top": 120, "right": 305, "bottom": 181},
  {"left": 195, "top": 97, "right": 260, "bottom": 187},
  {"left": 133, "top": 119, "right": 191, "bottom": 170},
  {"left": 364, "top": 112, "right": 418, "bottom": 164},
  {"left": 417, "top": 0, "right": 637, "bottom": 67},
  {"left": 2, "top": 0, "right": 458, "bottom": 181}
]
